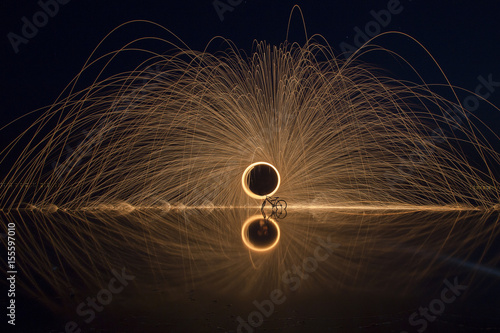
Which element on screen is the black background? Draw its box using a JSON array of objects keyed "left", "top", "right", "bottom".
[
  {"left": 1, "top": 1, "right": 500, "bottom": 332},
  {"left": 2, "top": 0, "right": 500, "bottom": 132}
]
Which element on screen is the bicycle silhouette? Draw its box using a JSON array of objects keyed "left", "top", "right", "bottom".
[{"left": 261, "top": 196, "right": 287, "bottom": 220}]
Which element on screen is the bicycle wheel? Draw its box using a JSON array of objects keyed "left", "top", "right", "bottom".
[{"left": 276, "top": 200, "right": 287, "bottom": 218}]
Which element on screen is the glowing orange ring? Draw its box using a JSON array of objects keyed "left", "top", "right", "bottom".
[
  {"left": 241, "top": 215, "right": 280, "bottom": 252},
  {"left": 241, "top": 162, "right": 281, "bottom": 199}
]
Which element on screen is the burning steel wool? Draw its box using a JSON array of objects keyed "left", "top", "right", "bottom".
[
  {"left": 240, "top": 161, "right": 287, "bottom": 251},
  {"left": 0, "top": 17, "right": 500, "bottom": 333},
  {"left": 1, "top": 24, "right": 499, "bottom": 211},
  {"left": 1, "top": 15, "right": 500, "bottom": 213}
]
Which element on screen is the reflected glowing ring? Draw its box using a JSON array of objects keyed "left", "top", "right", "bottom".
[
  {"left": 241, "top": 215, "right": 281, "bottom": 252},
  {"left": 241, "top": 162, "right": 281, "bottom": 199}
]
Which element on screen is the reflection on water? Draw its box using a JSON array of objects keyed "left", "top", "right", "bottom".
[
  {"left": 242, "top": 215, "right": 281, "bottom": 252},
  {"left": 1, "top": 208, "right": 500, "bottom": 331}
]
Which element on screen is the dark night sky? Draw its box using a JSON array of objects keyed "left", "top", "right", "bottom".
[
  {"left": 1, "top": 1, "right": 500, "bottom": 141},
  {"left": 1, "top": 2, "right": 500, "bottom": 332},
  {"left": 0, "top": 0, "right": 499, "bottom": 184},
  {"left": 1, "top": 0, "right": 499, "bottom": 219},
  {"left": 0, "top": 0, "right": 500, "bottom": 141}
]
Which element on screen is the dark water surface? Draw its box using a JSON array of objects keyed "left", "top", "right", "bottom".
[{"left": 2, "top": 208, "right": 500, "bottom": 332}]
